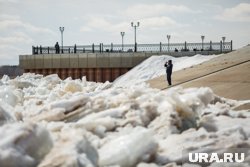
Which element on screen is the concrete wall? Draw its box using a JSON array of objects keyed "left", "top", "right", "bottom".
[
  {"left": 96, "top": 53, "right": 110, "bottom": 68},
  {"left": 52, "top": 54, "right": 60, "bottom": 68},
  {"left": 34, "top": 55, "right": 43, "bottom": 69},
  {"left": 109, "top": 53, "right": 121, "bottom": 68},
  {"left": 19, "top": 51, "right": 224, "bottom": 69},
  {"left": 87, "top": 53, "right": 96, "bottom": 68},
  {"left": 44, "top": 54, "right": 52, "bottom": 68},
  {"left": 19, "top": 51, "right": 227, "bottom": 82},
  {"left": 79, "top": 54, "right": 88, "bottom": 68}
]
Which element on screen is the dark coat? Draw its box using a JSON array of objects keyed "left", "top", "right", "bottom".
[
  {"left": 164, "top": 62, "right": 173, "bottom": 75},
  {"left": 167, "top": 64, "right": 173, "bottom": 75}
]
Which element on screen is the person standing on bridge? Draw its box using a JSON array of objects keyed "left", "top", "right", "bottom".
[
  {"left": 55, "top": 42, "right": 60, "bottom": 54},
  {"left": 164, "top": 60, "right": 173, "bottom": 86}
]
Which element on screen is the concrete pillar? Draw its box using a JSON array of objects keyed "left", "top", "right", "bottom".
[
  {"left": 121, "top": 68, "right": 130, "bottom": 75},
  {"left": 55, "top": 69, "right": 60, "bottom": 78},
  {"left": 36, "top": 69, "right": 43, "bottom": 75},
  {"left": 68, "top": 68, "right": 74, "bottom": 79},
  {"left": 74, "top": 68, "right": 80, "bottom": 79},
  {"left": 29, "top": 69, "right": 34, "bottom": 73},
  {"left": 81, "top": 69, "right": 87, "bottom": 79},
  {"left": 111, "top": 68, "right": 121, "bottom": 81},
  {"left": 102, "top": 68, "right": 112, "bottom": 82},
  {"left": 87, "top": 68, "right": 95, "bottom": 82},
  {"left": 61, "top": 69, "right": 67, "bottom": 80},
  {"left": 95, "top": 68, "right": 102, "bottom": 82},
  {"left": 42, "top": 69, "right": 48, "bottom": 76},
  {"left": 48, "top": 69, "right": 54, "bottom": 75}
]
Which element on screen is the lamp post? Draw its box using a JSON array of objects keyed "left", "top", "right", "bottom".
[
  {"left": 59, "top": 27, "right": 64, "bottom": 53},
  {"left": 131, "top": 22, "right": 139, "bottom": 52},
  {"left": 201, "top": 35, "right": 205, "bottom": 51},
  {"left": 167, "top": 35, "right": 171, "bottom": 52},
  {"left": 222, "top": 36, "right": 226, "bottom": 51},
  {"left": 120, "top": 32, "right": 125, "bottom": 51}
]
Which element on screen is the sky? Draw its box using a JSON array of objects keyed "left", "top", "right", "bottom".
[{"left": 0, "top": 0, "right": 250, "bottom": 65}]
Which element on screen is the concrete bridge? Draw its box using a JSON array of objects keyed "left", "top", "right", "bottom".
[{"left": 19, "top": 50, "right": 230, "bottom": 82}]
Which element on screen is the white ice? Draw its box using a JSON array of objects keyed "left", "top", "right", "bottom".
[
  {"left": 113, "top": 54, "right": 220, "bottom": 87},
  {"left": 0, "top": 54, "right": 249, "bottom": 167}
]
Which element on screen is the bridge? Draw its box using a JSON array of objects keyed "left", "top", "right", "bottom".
[
  {"left": 19, "top": 41, "right": 233, "bottom": 82},
  {"left": 32, "top": 41, "right": 232, "bottom": 54}
]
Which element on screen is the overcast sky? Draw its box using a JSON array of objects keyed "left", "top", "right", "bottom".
[{"left": 0, "top": 0, "right": 250, "bottom": 65}]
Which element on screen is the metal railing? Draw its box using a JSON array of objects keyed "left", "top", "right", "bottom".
[{"left": 32, "top": 40, "right": 233, "bottom": 54}]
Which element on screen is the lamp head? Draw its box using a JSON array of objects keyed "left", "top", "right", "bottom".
[{"left": 59, "top": 27, "right": 64, "bottom": 32}]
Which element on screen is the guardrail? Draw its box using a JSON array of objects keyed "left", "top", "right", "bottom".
[{"left": 32, "top": 41, "right": 232, "bottom": 54}]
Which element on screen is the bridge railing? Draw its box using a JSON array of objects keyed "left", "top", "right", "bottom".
[{"left": 32, "top": 41, "right": 232, "bottom": 54}]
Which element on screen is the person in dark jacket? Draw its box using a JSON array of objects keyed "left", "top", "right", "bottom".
[
  {"left": 164, "top": 60, "right": 173, "bottom": 86},
  {"left": 55, "top": 42, "right": 60, "bottom": 54}
]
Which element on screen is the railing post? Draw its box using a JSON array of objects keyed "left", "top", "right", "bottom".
[
  {"left": 102, "top": 43, "right": 104, "bottom": 52},
  {"left": 92, "top": 43, "right": 95, "bottom": 53},
  {"left": 48, "top": 47, "right": 49, "bottom": 54},
  {"left": 231, "top": 40, "right": 233, "bottom": 51},
  {"left": 83, "top": 47, "right": 85, "bottom": 53},
  {"left": 220, "top": 41, "right": 222, "bottom": 53},
  {"left": 135, "top": 42, "right": 137, "bottom": 52},
  {"left": 74, "top": 44, "right": 76, "bottom": 53},
  {"left": 210, "top": 41, "right": 212, "bottom": 51},
  {"left": 160, "top": 42, "right": 162, "bottom": 52},
  {"left": 184, "top": 41, "right": 187, "bottom": 51},
  {"left": 99, "top": 43, "right": 102, "bottom": 53},
  {"left": 68, "top": 47, "right": 70, "bottom": 53},
  {"left": 32, "top": 46, "right": 34, "bottom": 54},
  {"left": 111, "top": 43, "right": 113, "bottom": 52},
  {"left": 40, "top": 45, "right": 42, "bottom": 54}
]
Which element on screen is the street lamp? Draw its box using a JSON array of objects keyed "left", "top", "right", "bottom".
[
  {"left": 131, "top": 22, "right": 139, "bottom": 52},
  {"left": 167, "top": 35, "right": 171, "bottom": 52},
  {"left": 59, "top": 27, "right": 64, "bottom": 53},
  {"left": 222, "top": 36, "right": 226, "bottom": 51},
  {"left": 120, "top": 32, "right": 125, "bottom": 51},
  {"left": 201, "top": 35, "right": 205, "bottom": 51}
]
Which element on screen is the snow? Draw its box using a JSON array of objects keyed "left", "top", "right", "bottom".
[
  {"left": 0, "top": 123, "right": 52, "bottom": 167},
  {"left": 113, "top": 54, "right": 220, "bottom": 87},
  {"left": 98, "top": 127, "right": 157, "bottom": 167},
  {"left": 0, "top": 54, "right": 250, "bottom": 167}
]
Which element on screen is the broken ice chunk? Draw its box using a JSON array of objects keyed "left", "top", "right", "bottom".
[
  {"left": 0, "top": 122, "right": 53, "bottom": 167},
  {"left": 64, "top": 80, "right": 83, "bottom": 93},
  {"left": 38, "top": 129, "right": 98, "bottom": 167},
  {"left": 0, "top": 86, "right": 18, "bottom": 107},
  {"left": 0, "top": 101, "right": 15, "bottom": 125},
  {"left": 98, "top": 127, "right": 158, "bottom": 167},
  {"left": 49, "top": 95, "right": 89, "bottom": 113}
]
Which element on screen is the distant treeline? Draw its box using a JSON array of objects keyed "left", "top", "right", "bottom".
[{"left": 0, "top": 65, "right": 24, "bottom": 78}]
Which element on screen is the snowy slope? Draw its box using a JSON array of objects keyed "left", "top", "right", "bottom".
[{"left": 113, "top": 54, "right": 220, "bottom": 87}]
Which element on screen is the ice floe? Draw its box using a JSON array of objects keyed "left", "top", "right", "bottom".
[{"left": 0, "top": 53, "right": 249, "bottom": 166}]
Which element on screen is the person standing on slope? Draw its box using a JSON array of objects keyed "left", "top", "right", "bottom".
[{"left": 164, "top": 60, "right": 173, "bottom": 86}]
